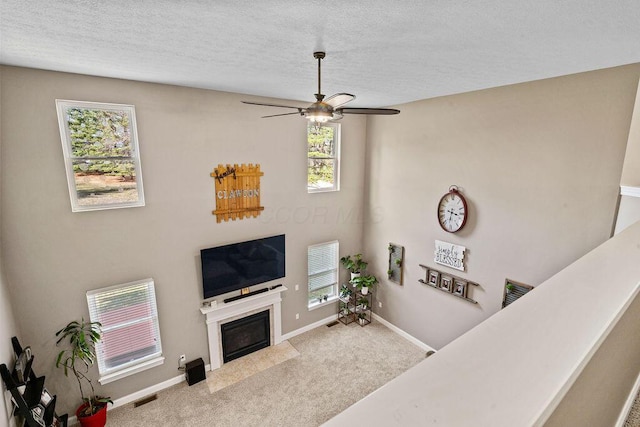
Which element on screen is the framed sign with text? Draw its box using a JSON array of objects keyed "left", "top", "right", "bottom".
[
  {"left": 434, "top": 240, "right": 466, "bottom": 271},
  {"left": 211, "top": 163, "right": 264, "bottom": 223}
]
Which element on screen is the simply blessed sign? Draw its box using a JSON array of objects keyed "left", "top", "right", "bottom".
[{"left": 434, "top": 240, "right": 466, "bottom": 271}]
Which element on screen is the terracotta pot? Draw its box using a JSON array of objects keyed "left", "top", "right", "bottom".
[{"left": 76, "top": 402, "right": 107, "bottom": 427}]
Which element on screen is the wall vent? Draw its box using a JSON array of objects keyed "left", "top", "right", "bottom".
[
  {"left": 502, "top": 279, "right": 534, "bottom": 308},
  {"left": 134, "top": 394, "right": 158, "bottom": 408}
]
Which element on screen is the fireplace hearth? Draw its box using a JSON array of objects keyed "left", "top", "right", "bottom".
[{"left": 221, "top": 310, "right": 270, "bottom": 363}]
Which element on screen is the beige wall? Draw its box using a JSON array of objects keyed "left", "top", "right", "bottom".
[
  {"left": 0, "top": 66, "right": 367, "bottom": 414},
  {"left": 0, "top": 73, "right": 19, "bottom": 427},
  {"left": 365, "top": 64, "right": 640, "bottom": 349},
  {"left": 620, "top": 78, "right": 640, "bottom": 187},
  {"left": 544, "top": 291, "right": 640, "bottom": 426}
]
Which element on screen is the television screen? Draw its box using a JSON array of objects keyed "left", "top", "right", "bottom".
[{"left": 201, "top": 234, "right": 285, "bottom": 299}]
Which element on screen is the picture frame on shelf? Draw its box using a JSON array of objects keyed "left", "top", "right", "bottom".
[
  {"left": 440, "top": 275, "right": 453, "bottom": 292},
  {"left": 453, "top": 279, "right": 467, "bottom": 297},
  {"left": 428, "top": 270, "right": 440, "bottom": 287},
  {"left": 40, "top": 388, "right": 53, "bottom": 406}
]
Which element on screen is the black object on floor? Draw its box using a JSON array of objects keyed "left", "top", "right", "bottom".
[{"left": 185, "top": 358, "right": 206, "bottom": 386}]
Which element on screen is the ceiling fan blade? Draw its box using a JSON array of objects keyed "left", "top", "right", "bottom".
[
  {"left": 324, "top": 93, "right": 355, "bottom": 108},
  {"left": 261, "top": 111, "right": 304, "bottom": 118},
  {"left": 242, "top": 101, "right": 301, "bottom": 109},
  {"left": 338, "top": 107, "right": 400, "bottom": 115}
]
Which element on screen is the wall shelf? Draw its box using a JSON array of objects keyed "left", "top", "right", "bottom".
[{"left": 419, "top": 264, "right": 479, "bottom": 305}]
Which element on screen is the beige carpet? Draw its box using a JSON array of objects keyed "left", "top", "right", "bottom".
[
  {"left": 625, "top": 391, "right": 640, "bottom": 427},
  {"left": 103, "top": 320, "right": 425, "bottom": 427},
  {"left": 207, "top": 341, "right": 300, "bottom": 393}
]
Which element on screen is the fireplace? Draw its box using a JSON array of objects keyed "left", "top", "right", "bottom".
[
  {"left": 221, "top": 310, "right": 270, "bottom": 363},
  {"left": 200, "top": 285, "right": 286, "bottom": 370}
]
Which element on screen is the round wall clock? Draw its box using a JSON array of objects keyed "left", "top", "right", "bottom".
[{"left": 437, "top": 186, "right": 468, "bottom": 233}]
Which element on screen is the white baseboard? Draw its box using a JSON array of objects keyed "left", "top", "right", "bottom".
[
  {"left": 281, "top": 314, "right": 338, "bottom": 341},
  {"left": 85, "top": 313, "right": 429, "bottom": 425},
  {"left": 372, "top": 313, "right": 436, "bottom": 353},
  {"left": 621, "top": 186, "right": 640, "bottom": 198},
  {"left": 615, "top": 370, "right": 640, "bottom": 427}
]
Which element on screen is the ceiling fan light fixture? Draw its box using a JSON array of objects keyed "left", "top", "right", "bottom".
[{"left": 305, "top": 101, "right": 334, "bottom": 123}]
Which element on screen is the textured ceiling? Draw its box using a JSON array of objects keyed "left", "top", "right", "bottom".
[{"left": 1, "top": 1, "right": 639, "bottom": 108}]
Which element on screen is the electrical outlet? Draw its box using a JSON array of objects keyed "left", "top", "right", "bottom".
[
  {"left": 379, "top": 301, "right": 383, "bottom": 308},
  {"left": 295, "top": 284, "right": 299, "bottom": 291},
  {"left": 179, "top": 354, "right": 186, "bottom": 368},
  {"left": 295, "top": 313, "right": 299, "bottom": 320}
]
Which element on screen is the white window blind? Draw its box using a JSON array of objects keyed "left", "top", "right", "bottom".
[
  {"left": 87, "top": 278, "right": 162, "bottom": 381},
  {"left": 308, "top": 241, "right": 339, "bottom": 307}
]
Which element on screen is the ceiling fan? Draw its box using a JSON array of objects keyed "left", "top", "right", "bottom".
[{"left": 242, "top": 51, "right": 400, "bottom": 123}]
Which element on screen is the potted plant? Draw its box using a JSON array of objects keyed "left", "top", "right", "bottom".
[
  {"left": 357, "top": 313, "right": 368, "bottom": 326},
  {"left": 357, "top": 296, "right": 369, "bottom": 310},
  {"left": 506, "top": 283, "right": 515, "bottom": 294},
  {"left": 55, "top": 319, "right": 112, "bottom": 427},
  {"left": 352, "top": 274, "right": 378, "bottom": 295},
  {"left": 339, "top": 284, "right": 352, "bottom": 302},
  {"left": 340, "top": 254, "right": 368, "bottom": 280}
]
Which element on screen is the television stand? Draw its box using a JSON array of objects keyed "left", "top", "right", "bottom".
[{"left": 224, "top": 287, "right": 269, "bottom": 303}]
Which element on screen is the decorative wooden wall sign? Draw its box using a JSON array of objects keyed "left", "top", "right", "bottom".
[
  {"left": 434, "top": 240, "right": 466, "bottom": 271},
  {"left": 211, "top": 163, "right": 264, "bottom": 223}
]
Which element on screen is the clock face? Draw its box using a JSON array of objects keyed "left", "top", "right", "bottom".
[{"left": 438, "top": 190, "right": 468, "bottom": 233}]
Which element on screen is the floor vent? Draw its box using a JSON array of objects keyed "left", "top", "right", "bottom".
[
  {"left": 134, "top": 394, "right": 158, "bottom": 408},
  {"left": 426, "top": 351, "right": 436, "bottom": 358},
  {"left": 326, "top": 321, "right": 339, "bottom": 327}
]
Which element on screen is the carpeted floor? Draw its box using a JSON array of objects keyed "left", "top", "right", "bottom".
[
  {"left": 625, "top": 391, "right": 640, "bottom": 427},
  {"left": 103, "top": 320, "right": 426, "bottom": 426}
]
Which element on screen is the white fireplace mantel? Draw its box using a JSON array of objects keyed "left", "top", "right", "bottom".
[{"left": 200, "top": 286, "right": 287, "bottom": 370}]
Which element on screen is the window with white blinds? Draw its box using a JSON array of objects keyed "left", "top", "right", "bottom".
[
  {"left": 308, "top": 240, "right": 339, "bottom": 308},
  {"left": 86, "top": 278, "right": 163, "bottom": 384}
]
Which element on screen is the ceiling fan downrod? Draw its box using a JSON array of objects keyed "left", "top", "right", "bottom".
[{"left": 314, "top": 51, "right": 325, "bottom": 102}]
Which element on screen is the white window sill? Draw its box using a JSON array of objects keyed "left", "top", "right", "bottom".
[
  {"left": 308, "top": 295, "right": 338, "bottom": 311},
  {"left": 98, "top": 355, "right": 165, "bottom": 385}
]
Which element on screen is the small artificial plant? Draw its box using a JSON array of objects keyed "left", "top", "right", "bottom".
[
  {"left": 55, "top": 318, "right": 112, "bottom": 417},
  {"left": 340, "top": 254, "right": 368, "bottom": 274}
]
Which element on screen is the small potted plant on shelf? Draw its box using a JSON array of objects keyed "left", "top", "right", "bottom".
[
  {"left": 357, "top": 296, "right": 369, "bottom": 310},
  {"left": 357, "top": 312, "right": 368, "bottom": 326},
  {"left": 351, "top": 274, "right": 378, "bottom": 295},
  {"left": 340, "top": 254, "right": 368, "bottom": 280},
  {"left": 55, "top": 318, "right": 112, "bottom": 427},
  {"left": 339, "top": 284, "right": 352, "bottom": 302}
]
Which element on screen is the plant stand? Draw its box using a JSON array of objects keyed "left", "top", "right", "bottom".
[
  {"left": 337, "top": 287, "right": 372, "bottom": 327},
  {"left": 0, "top": 337, "right": 68, "bottom": 427}
]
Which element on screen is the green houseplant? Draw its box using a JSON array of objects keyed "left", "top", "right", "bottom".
[
  {"left": 339, "top": 284, "right": 352, "bottom": 302},
  {"left": 351, "top": 274, "right": 378, "bottom": 295},
  {"left": 340, "top": 254, "right": 368, "bottom": 278},
  {"left": 55, "top": 318, "right": 112, "bottom": 427}
]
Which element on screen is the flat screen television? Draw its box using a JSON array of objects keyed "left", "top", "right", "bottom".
[{"left": 201, "top": 234, "right": 285, "bottom": 299}]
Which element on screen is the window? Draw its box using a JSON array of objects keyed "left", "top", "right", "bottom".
[
  {"left": 55, "top": 99, "right": 145, "bottom": 212},
  {"left": 308, "top": 240, "right": 339, "bottom": 308},
  {"left": 307, "top": 123, "right": 340, "bottom": 192},
  {"left": 86, "top": 278, "right": 163, "bottom": 384}
]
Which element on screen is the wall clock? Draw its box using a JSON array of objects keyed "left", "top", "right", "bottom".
[{"left": 437, "top": 185, "right": 468, "bottom": 233}]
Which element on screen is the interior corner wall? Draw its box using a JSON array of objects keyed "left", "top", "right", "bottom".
[
  {"left": 0, "top": 66, "right": 367, "bottom": 415},
  {"left": 364, "top": 63, "right": 640, "bottom": 350},
  {"left": 0, "top": 67, "right": 19, "bottom": 427}
]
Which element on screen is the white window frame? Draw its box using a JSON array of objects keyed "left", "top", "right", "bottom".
[
  {"left": 55, "top": 99, "right": 145, "bottom": 212},
  {"left": 86, "top": 278, "right": 164, "bottom": 385},
  {"left": 307, "top": 123, "right": 340, "bottom": 193},
  {"left": 308, "top": 240, "right": 340, "bottom": 309}
]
